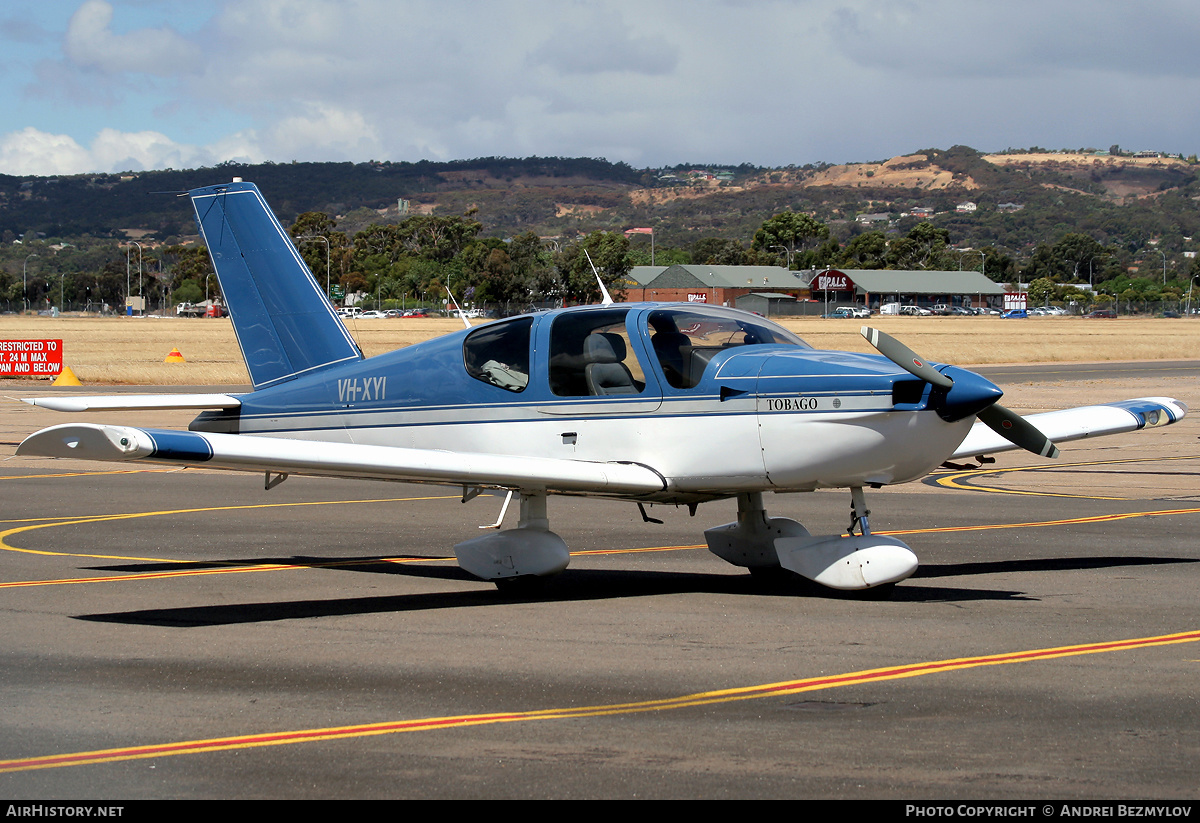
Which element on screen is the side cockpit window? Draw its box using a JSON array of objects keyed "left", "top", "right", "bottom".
[
  {"left": 549, "top": 308, "right": 647, "bottom": 397},
  {"left": 648, "top": 308, "right": 808, "bottom": 389},
  {"left": 463, "top": 317, "right": 533, "bottom": 392}
]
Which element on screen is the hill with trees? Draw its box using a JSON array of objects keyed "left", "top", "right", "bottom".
[{"left": 2, "top": 147, "right": 1198, "bottom": 314}]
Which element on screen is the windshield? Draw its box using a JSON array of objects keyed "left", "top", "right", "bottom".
[{"left": 646, "top": 306, "right": 808, "bottom": 389}]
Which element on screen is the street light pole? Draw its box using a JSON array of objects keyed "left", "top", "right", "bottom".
[
  {"left": 1087, "top": 252, "right": 1112, "bottom": 292},
  {"left": 22, "top": 253, "right": 38, "bottom": 314},
  {"left": 1147, "top": 247, "right": 1167, "bottom": 284},
  {"left": 769, "top": 245, "right": 794, "bottom": 269},
  {"left": 132, "top": 241, "right": 144, "bottom": 312},
  {"left": 959, "top": 249, "right": 985, "bottom": 276},
  {"left": 124, "top": 243, "right": 144, "bottom": 315}
]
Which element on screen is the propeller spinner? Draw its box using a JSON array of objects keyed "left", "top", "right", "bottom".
[{"left": 860, "top": 326, "right": 1060, "bottom": 459}]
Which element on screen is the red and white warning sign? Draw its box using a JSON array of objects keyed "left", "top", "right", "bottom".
[{"left": 0, "top": 339, "right": 63, "bottom": 377}]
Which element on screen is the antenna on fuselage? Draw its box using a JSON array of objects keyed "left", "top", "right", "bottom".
[
  {"left": 446, "top": 286, "right": 471, "bottom": 328},
  {"left": 584, "top": 250, "right": 614, "bottom": 306}
]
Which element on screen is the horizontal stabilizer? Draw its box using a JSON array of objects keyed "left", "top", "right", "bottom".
[
  {"left": 950, "top": 396, "right": 1186, "bottom": 460},
  {"left": 22, "top": 394, "right": 242, "bottom": 413},
  {"left": 17, "top": 424, "right": 668, "bottom": 496}
]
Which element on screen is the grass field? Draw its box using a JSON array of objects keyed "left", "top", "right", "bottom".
[{"left": 0, "top": 313, "right": 1196, "bottom": 386}]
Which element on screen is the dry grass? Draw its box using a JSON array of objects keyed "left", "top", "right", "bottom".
[
  {"left": 0, "top": 313, "right": 1195, "bottom": 386},
  {"left": 778, "top": 316, "right": 1199, "bottom": 365}
]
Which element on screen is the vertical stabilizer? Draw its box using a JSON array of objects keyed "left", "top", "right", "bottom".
[{"left": 189, "top": 182, "right": 362, "bottom": 389}]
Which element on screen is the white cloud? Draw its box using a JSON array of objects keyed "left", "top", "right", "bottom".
[
  {"left": 0, "top": 128, "right": 91, "bottom": 176},
  {"left": 263, "top": 103, "right": 383, "bottom": 161},
  {"left": 8, "top": 0, "right": 1200, "bottom": 174},
  {"left": 64, "top": 0, "right": 201, "bottom": 76},
  {"left": 527, "top": 9, "right": 678, "bottom": 76},
  {"left": 823, "top": 1, "right": 1200, "bottom": 79},
  {"left": 88, "top": 127, "right": 198, "bottom": 171},
  {"left": 0, "top": 126, "right": 269, "bottom": 175}
]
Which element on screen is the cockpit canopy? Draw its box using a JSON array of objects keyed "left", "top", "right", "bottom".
[
  {"left": 463, "top": 304, "right": 809, "bottom": 396},
  {"left": 644, "top": 306, "right": 807, "bottom": 389}
]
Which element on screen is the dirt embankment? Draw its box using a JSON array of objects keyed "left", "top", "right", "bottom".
[
  {"left": 628, "top": 185, "right": 747, "bottom": 207},
  {"left": 627, "top": 154, "right": 977, "bottom": 206},
  {"left": 801, "top": 155, "right": 977, "bottom": 190},
  {"left": 626, "top": 151, "right": 1196, "bottom": 209},
  {"left": 981, "top": 152, "right": 1188, "bottom": 170},
  {"left": 982, "top": 152, "right": 1195, "bottom": 200}
]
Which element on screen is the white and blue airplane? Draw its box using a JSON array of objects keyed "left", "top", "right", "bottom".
[{"left": 17, "top": 181, "right": 1188, "bottom": 593}]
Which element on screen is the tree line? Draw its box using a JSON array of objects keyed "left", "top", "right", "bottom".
[{"left": 3, "top": 195, "right": 1199, "bottom": 313}]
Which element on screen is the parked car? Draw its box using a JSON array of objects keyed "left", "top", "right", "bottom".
[
  {"left": 1000, "top": 309, "right": 1028, "bottom": 319},
  {"left": 823, "top": 307, "right": 855, "bottom": 319},
  {"left": 1083, "top": 309, "right": 1117, "bottom": 318}
]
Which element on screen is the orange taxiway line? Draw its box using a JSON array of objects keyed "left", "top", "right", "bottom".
[{"left": 4, "top": 506, "right": 1199, "bottom": 588}]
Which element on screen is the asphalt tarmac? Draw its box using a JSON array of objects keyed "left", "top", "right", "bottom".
[{"left": 1, "top": 366, "right": 1198, "bottom": 799}]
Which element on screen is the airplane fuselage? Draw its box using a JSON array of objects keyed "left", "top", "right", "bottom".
[{"left": 191, "top": 303, "right": 975, "bottom": 502}]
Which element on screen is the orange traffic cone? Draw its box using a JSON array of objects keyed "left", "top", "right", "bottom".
[
  {"left": 52, "top": 366, "right": 82, "bottom": 386},
  {"left": 164, "top": 348, "right": 186, "bottom": 363}
]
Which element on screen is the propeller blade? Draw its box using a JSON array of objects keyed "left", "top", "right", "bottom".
[
  {"left": 978, "top": 404, "right": 1060, "bottom": 458},
  {"left": 860, "top": 326, "right": 953, "bottom": 389}
]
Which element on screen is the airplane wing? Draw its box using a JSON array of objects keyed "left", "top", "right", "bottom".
[
  {"left": 948, "top": 397, "right": 1186, "bottom": 461},
  {"left": 22, "top": 395, "right": 242, "bottom": 412},
  {"left": 15, "top": 423, "right": 667, "bottom": 495}
]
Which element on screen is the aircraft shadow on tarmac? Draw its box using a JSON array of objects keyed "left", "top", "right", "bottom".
[
  {"left": 918, "top": 555, "right": 1197, "bottom": 578},
  {"left": 70, "top": 553, "right": 1195, "bottom": 627},
  {"left": 86, "top": 555, "right": 471, "bottom": 580}
]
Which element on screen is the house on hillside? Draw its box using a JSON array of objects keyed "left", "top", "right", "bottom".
[{"left": 857, "top": 213, "right": 890, "bottom": 225}]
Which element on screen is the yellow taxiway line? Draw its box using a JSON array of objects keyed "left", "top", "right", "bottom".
[
  {"left": 2, "top": 629, "right": 1196, "bottom": 774},
  {"left": 932, "top": 454, "right": 1200, "bottom": 499}
]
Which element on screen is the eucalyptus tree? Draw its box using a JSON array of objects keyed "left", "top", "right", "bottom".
[
  {"left": 751, "top": 211, "right": 830, "bottom": 268},
  {"left": 555, "top": 231, "right": 631, "bottom": 304}
]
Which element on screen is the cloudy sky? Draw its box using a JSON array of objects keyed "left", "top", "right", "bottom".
[{"left": 3, "top": 0, "right": 1199, "bottom": 176}]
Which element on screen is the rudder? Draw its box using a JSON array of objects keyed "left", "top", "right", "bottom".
[{"left": 189, "top": 181, "right": 361, "bottom": 389}]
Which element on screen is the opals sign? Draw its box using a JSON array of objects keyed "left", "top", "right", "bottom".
[{"left": 816, "top": 273, "right": 852, "bottom": 291}]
